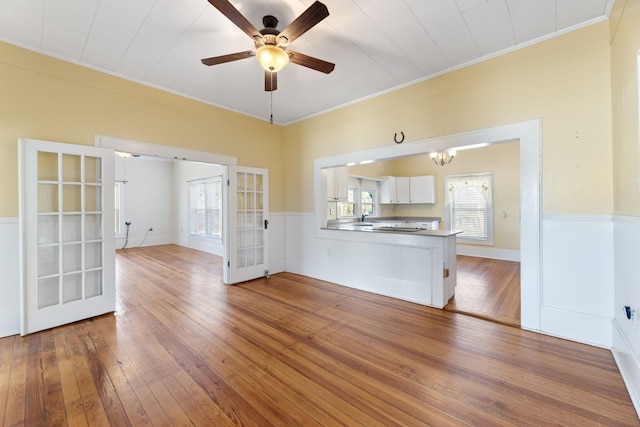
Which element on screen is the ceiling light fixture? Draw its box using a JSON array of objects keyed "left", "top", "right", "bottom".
[
  {"left": 430, "top": 150, "right": 456, "bottom": 166},
  {"left": 256, "top": 44, "right": 289, "bottom": 72}
]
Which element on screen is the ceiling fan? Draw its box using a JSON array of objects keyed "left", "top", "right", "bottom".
[{"left": 201, "top": 0, "right": 335, "bottom": 92}]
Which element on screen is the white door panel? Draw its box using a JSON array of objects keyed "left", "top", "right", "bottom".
[
  {"left": 225, "top": 166, "right": 269, "bottom": 284},
  {"left": 20, "top": 139, "right": 115, "bottom": 335}
]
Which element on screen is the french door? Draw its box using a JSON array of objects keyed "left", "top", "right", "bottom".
[
  {"left": 19, "top": 139, "right": 115, "bottom": 335},
  {"left": 225, "top": 166, "right": 269, "bottom": 284}
]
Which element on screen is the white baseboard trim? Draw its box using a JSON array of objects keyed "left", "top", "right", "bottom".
[
  {"left": 612, "top": 321, "right": 640, "bottom": 418},
  {"left": 456, "top": 245, "right": 520, "bottom": 261},
  {"left": 540, "top": 306, "right": 612, "bottom": 348}
]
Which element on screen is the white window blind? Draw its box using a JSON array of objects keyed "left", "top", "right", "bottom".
[
  {"left": 190, "top": 176, "right": 222, "bottom": 239},
  {"left": 445, "top": 173, "right": 493, "bottom": 245}
]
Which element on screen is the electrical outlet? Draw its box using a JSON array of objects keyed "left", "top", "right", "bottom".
[{"left": 148, "top": 227, "right": 153, "bottom": 231}]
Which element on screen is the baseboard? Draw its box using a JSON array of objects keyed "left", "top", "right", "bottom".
[
  {"left": 612, "top": 321, "right": 640, "bottom": 418},
  {"left": 456, "top": 245, "right": 520, "bottom": 261},
  {"left": 540, "top": 306, "right": 612, "bottom": 348}
]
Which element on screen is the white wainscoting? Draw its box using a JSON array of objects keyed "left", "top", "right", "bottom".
[
  {"left": 0, "top": 218, "right": 20, "bottom": 338},
  {"left": 285, "top": 213, "right": 455, "bottom": 307},
  {"left": 541, "top": 214, "right": 614, "bottom": 348},
  {"left": 612, "top": 215, "right": 640, "bottom": 414},
  {"left": 268, "top": 213, "right": 286, "bottom": 275}
]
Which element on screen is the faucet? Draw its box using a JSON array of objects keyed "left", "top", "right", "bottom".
[{"left": 361, "top": 213, "right": 368, "bottom": 222}]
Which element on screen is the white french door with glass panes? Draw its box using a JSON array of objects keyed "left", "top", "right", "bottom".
[
  {"left": 225, "top": 166, "right": 269, "bottom": 284},
  {"left": 19, "top": 139, "right": 115, "bottom": 335}
]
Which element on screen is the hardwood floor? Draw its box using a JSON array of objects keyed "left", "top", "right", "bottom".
[
  {"left": 0, "top": 245, "right": 637, "bottom": 426},
  {"left": 445, "top": 255, "right": 521, "bottom": 327}
]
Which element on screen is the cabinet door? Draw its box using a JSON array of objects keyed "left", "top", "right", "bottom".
[
  {"left": 410, "top": 176, "right": 436, "bottom": 203},
  {"left": 335, "top": 166, "right": 349, "bottom": 201},
  {"left": 324, "top": 168, "right": 336, "bottom": 200},
  {"left": 396, "top": 177, "right": 410, "bottom": 203},
  {"left": 380, "top": 176, "right": 396, "bottom": 204},
  {"left": 324, "top": 166, "right": 348, "bottom": 201}
]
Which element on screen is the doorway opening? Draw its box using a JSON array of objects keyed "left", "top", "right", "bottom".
[{"left": 313, "top": 120, "right": 541, "bottom": 331}]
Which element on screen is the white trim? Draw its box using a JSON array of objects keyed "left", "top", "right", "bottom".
[
  {"left": 95, "top": 135, "right": 237, "bottom": 166},
  {"left": 613, "top": 214, "right": 640, "bottom": 228},
  {"left": 456, "top": 245, "right": 520, "bottom": 262},
  {"left": 544, "top": 213, "right": 614, "bottom": 222},
  {"left": 539, "top": 306, "right": 613, "bottom": 349},
  {"left": 613, "top": 321, "right": 640, "bottom": 416},
  {"left": 0, "top": 217, "right": 18, "bottom": 224}
]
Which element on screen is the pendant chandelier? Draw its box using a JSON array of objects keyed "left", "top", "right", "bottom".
[{"left": 430, "top": 150, "right": 456, "bottom": 166}]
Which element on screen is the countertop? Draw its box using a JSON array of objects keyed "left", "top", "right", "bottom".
[{"left": 324, "top": 223, "right": 462, "bottom": 237}]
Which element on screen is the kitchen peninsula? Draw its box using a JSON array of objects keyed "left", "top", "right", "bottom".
[{"left": 321, "top": 217, "right": 461, "bottom": 309}]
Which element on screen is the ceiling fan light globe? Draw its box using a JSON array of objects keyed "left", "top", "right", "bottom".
[{"left": 256, "top": 45, "right": 289, "bottom": 72}]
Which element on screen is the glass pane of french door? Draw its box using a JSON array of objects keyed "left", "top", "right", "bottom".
[
  {"left": 37, "top": 152, "right": 105, "bottom": 307},
  {"left": 236, "top": 171, "right": 265, "bottom": 268}
]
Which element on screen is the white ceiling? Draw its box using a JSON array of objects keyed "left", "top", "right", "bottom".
[{"left": 0, "top": 0, "right": 614, "bottom": 125}]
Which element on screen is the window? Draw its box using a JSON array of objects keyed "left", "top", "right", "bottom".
[
  {"left": 114, "top": 181, "right": 125, "bottom": 237},
  {"left": 445, "top": 173, "right": 493, "bottom": 245},
  {"left": 190, "top": 176, "right": 222, "bottom": 239},
  {"left": 338, "top": 177, "right": 378, "bottom": 218}
]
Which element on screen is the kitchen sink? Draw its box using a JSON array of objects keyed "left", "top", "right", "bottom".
[{"left": 375, "top": 226, "right": 424, "bottom": 232}]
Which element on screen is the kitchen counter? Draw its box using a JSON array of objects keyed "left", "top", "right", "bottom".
[
  {"left": 320, "top": 218, "right": 460, "bottom": 309},
  {"left": 325, "top": 223, "right": 461, "bottom": 237}
]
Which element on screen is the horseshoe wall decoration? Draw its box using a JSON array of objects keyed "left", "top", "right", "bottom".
[{"left": 394, "top": 131, "right": 405, "bottom": 144}]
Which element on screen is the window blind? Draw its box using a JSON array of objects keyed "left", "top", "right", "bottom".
[{"left": 445, "top": 173, "right": 493, "bottom": 242}]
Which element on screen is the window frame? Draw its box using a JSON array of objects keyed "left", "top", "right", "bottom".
[
  {"left": 189, "top": 176, "right": 223, "bottom": 241},
  {"left": 114, "top": 181, "right": 126, "bottom": 238},
  {"left": 337, "top": 177, "right": 378, "bottom": 219},
  {"left": 445, "top": 172, "right": 494, "bottom": 246}
]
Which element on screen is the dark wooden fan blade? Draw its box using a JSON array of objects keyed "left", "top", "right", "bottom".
[
  {"left": 201, "top": 50, "right": 254, "bottom": 66},
  {"left": 288, "top": 50, "right": 335, "bottom": 74},
  {"left": 278, "top": 1, "right": 329, "bottom": 44},
  {"left": 207, "top": 0, "right": 260, "bottom": 39},
  {"left": 265, "top": 70, "right": 277, "bottom": 91}
]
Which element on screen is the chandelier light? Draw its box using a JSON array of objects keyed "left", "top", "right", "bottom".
[{"left": 430, "top": 150, "right": 456, "bottom": 166}]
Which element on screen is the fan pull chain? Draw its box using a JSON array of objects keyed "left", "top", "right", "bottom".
[{"left": 269, "top": 71, "right": 274, "bottom": 124}]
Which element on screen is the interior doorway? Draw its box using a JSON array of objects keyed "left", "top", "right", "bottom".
[{"left": 445, "top": 256, "right": 521, "bottom": 327}]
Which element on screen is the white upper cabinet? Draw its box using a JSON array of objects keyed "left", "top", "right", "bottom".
[
  {"left": 380, "top": 175, "right": 436, "bottom": 204},
  {"left": 324, "top": 166, "right": 349, "bottom": 201},
  {"left": 409, "top": 176, "right": 436, "bottom": 203}
]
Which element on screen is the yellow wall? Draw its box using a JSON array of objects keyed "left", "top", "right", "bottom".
[
  {"left": 0, "top": 18, "right": 618, "bottom": 221},
  {"left": 611, "top": 0, "right": 640, "bottom": 216},
  {"left": 283, "top": 22, "right": 614, "bottom": 215},
  {"left": 0, "top": 42, "right": 285, "bottom": 216}
]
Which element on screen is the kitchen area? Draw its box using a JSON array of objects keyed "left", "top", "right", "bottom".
[{"left": 320, "top": 164, "right": 461, "bottom": 309}]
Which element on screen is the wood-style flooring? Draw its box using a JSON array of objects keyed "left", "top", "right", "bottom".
[
  {"left": 445, "top": 255, "right": 521, "bottom": 327},
  {"left": 0, "top": 245, "right": 637, "bottom": 426}
]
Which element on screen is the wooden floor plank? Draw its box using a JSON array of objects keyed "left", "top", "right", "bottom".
[
  {"left": 53, "top": 329, "right": 89, "bottom": 427},
  {"left": 0, "top": 335, "right": 15, "bottom": 424},
  {"left": 0, "top": 245, "right": 637, "bottom": 426},
  {"left": 446, "top": 255, "right": 521, "bottom": 326}
]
